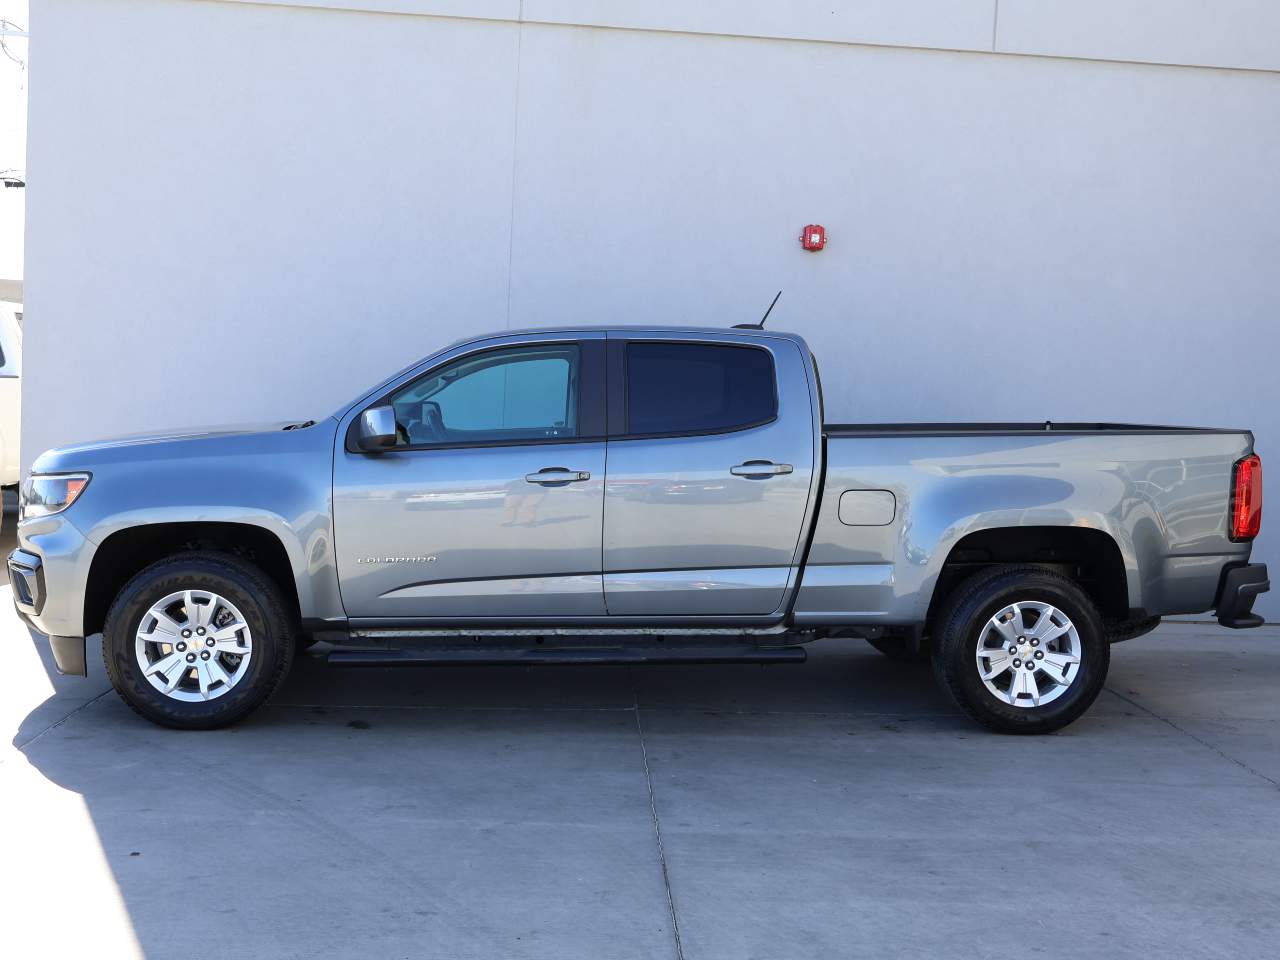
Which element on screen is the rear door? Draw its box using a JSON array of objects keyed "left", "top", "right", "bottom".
[
  {"left": 333, "top": 333, "right": 607, "bottom": 619},
  {"left": 602, "top": 333, "right": 817, "bottom": 616}
]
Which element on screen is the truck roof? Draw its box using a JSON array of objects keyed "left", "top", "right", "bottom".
[{"left": 448, "top": 324, "right": 810, "bottom": 349}]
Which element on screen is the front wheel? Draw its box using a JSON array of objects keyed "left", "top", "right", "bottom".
[
  {"left": 102, "top": 552, "right": 296, "bottom": 729},
  {"left": 931, "top": 566, "right": 1109, "bottom": 734}
]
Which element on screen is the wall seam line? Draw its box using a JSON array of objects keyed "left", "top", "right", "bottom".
[
  {"left": 203, "top": 1, "right": 1280, "bottom": 76},
  {"left": 992, "top": 0, "right": 1000, "bottom": 52},
  {"left": 503, "top": 1, "right": 524, "bottom": 330}
]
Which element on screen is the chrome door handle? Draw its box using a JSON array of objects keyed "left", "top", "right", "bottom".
[
  {"left": 730, "top": 461, "right": 794, "bottom": 478},
  {"left": 525, "top": 467, "right": 591, "bottom": 485}
]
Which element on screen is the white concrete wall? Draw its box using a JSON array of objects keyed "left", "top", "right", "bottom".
[
  {"left": 0, "top": 0, "right": 26, "bottom": 295},
  {"left": 25, "top": 0, "right": 1280, "bottom": 616}
]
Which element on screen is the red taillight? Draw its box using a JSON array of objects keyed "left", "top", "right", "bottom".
[{"left": 1230, "top": 454, "right": 1262, "bottom": 541}]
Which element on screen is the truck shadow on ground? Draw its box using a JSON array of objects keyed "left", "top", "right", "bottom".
[
  {"left": 17, "top": 621, "right": 1280, "bottom": 960},
  {"left": 276, "top": 638, "right": 959, "bottom": 721}
]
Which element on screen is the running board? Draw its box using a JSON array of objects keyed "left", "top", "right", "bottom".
[
  {"left": 348, "top": 625, "right": 791, "bottom": 639},
  {"left": 326, "top": 645, "right": 807, "bottom": 667}
]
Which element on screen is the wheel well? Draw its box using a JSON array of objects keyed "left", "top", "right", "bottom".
[
  {"left": 928, "top": 526, "right": 1129, "bottom": 627},
  {"left": 83, "top": 522, "right": 300, "bottom": 637}
]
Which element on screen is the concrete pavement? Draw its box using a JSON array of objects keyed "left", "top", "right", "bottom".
[{"left": 3, "top": 523, "right": 1278, "bottom": 959}]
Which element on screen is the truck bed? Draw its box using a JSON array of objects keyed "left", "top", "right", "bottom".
[
  {"left": 801, "top": 423, "right": 1256, "bottom": 626},
  {"left": 823, "top": 422, "right": 1249, "bottom": 438}
]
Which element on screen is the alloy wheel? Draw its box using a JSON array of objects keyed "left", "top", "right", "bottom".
[
  {"left": 135, "top": 589, "right": 254, "bottom": 702},
  {"left": 975, "top": 600, "right": 1082, "bottom": 708}
]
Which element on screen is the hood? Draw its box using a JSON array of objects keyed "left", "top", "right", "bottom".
[
  {"left": 48, "top": 421, "right": 306, "bottom": 452},
  {"left": 31, "top": 419, "right": 332, "bottom": 474}
]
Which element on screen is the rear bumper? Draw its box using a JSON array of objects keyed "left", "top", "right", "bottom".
[
  {"left": 8, "top": 547, "right": 88, "bottom": 676},
  {"left": 1216, "top": 563, "right": 1270, "bottom": 629}
]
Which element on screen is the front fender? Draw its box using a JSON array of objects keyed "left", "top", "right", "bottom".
[
  {"left": 81, "top": 504, "right": 341, "bottom": 622},
  {"left": 54, "top": 423, "right": 342, "bottom": 623}
]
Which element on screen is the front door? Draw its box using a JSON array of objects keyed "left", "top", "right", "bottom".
[
  {"left": 334, "top": 336, "right": 607, "bottom": 619},
  {"left": 603, "top": 334, "right": 817, "bottom": 616}
]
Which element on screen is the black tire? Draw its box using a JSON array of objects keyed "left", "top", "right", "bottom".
[
  {"left": 102, "top": 552, "right": 296, "bottom": 729},
  {"left": 864, "top": 635, "right": 931, "bottom": 663},
  {"left": 931, "top": 565, "right": 1109, "bottom": 734}
]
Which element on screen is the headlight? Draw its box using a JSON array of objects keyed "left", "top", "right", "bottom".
[{"left": 20, "top": 473, "right": 91, "bottom": 520}]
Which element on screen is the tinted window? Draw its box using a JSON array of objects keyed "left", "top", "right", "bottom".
[
  {"left": 389, "top": 345, "right": 579, "bottom": 446},
  {"left": 625, "top": 342, "right": 776, "bottom": 436}
]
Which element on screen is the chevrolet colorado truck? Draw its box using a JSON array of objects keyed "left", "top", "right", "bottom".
[{"left": 9, "top": 326, "right": 1268, "bottom": 733}]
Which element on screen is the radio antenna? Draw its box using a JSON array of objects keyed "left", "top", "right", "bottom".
[{"left": 734, "top": 290, "right": 782, "bottom": 330}]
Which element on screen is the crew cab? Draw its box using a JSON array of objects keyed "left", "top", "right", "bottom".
[{"left": 9, "top": 326, "right": 1268, "bottom": 733}]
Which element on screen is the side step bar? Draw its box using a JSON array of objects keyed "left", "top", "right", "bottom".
[{"left": 326, "top": 645, "right": 807, "bottom": 667}]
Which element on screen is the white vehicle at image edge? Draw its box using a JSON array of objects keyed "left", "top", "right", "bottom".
[
  {"left": 6, "top": 325, "right": 1271, "bottom": 734},
  {"left": 0, "top": 302, "right": 20, "bottom": 488}
]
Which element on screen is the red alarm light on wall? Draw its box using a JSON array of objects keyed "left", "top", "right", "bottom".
[{"left": 800, "top": 224, "right": 826, "bottom": 251}]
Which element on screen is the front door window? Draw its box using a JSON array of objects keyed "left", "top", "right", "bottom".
[{"left": 388, "top": 345, "right": 580, "bottom": 447}]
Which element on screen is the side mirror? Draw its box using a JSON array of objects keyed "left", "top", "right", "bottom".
[{"left": 356, "top": 405, "right": 399, "bottom": 452}]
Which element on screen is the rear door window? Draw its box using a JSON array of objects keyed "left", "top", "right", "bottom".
[{"left": 624, "top": 342, "right": 776, "bottom": 436}]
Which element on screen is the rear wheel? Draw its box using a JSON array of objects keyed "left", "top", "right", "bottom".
[
  {"left": 931, "top": 565, "right": 1109, "bottom": 734},
  {"left": 102, "top": 552, "right": 295, "bottom": 729}
]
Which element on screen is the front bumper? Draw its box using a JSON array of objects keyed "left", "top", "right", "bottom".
[
  {"left": 8, "top": 547, "right": 89, "bottom": 676},
  {"left": 1216, "top": 563, "right": 1270, "bottom": 629},
  {"left": 8, "top": 549, "right": 45, "bottom": 615}
]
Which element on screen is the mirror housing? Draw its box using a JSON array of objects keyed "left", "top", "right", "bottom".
[{"left": 356, "top": 405, "right": 399, "bottom": 452}]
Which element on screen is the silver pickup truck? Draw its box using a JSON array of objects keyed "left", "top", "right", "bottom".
[{"left": 9, "top": 326, "right": 1268, "bottom": 733}]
